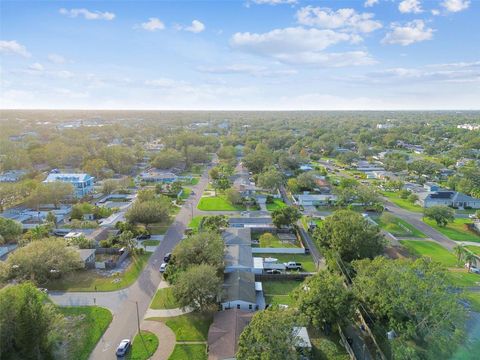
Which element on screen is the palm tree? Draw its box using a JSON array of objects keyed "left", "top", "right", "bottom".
[
  {"left": 453, "top": 245, "right": 466, "bottom": 263},
  {"left": 464, "top": 252, "right": 476, "bottom": 271}
]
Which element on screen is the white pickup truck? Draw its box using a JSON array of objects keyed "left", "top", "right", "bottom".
[{"left": 283, "top": 261, "right": 302, "bottom": 270}]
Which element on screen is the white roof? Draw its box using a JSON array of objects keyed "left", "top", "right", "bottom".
[
  {"left": 253, "top": 257, "right": 264, "bottom": 269},
  {"left": 255, "top": 282, "right": 263, "bottom": 291},
  {"left": 293, "top": 327, "right": 312, "bottom": 349},
  {"left": 297, "top": 194, "right": 337, "bottom": 201},
  {"left": 45, "top": 173, "right": 91, "bottom": 182}
]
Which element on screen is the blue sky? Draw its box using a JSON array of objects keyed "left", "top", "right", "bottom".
[{"left": 1, "top": 0, "right": 479, "bottom": 110}]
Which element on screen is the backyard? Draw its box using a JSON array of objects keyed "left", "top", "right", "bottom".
[
  {"left": 262, "top": 280, "right": 302, "bottom": 306},
  {"left": 47, "top": 253, "right": 152, "bottom": 291},
  {"left": 254, "top": 233, "right": 300, "bottom": 248},
  {"left": 254, "top": 253, "right": 316, "bottom": 272},
  {"left": 58, "top": 306, "right": 112, "bottom": 360},
  {"left": 423, "top": 218, "right": 480, "bottom": 242}
]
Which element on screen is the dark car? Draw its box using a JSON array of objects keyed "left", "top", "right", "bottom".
[
  {"left": 116, "top": 339, "right": 131, "bottom": 357},
  {"left": 137, "top": 234, "right": 151, "bottom": 240},
  {"left": 164, "top": 253, "right": 172, "bottom": 263},
  {"left": 266, "top": 269, "right": 282, "bottom": 274}
]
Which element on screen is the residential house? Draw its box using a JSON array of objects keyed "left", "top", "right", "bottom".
[
  {"left": 423, "top": 191, "right": 480, "bottom": 209},
  {"left": 77, "top": 248, "right": 96, "bottom": 268},
  {"left": 356, "top": 161, "right": 384, "bottom": 172},
  {"left": 294, "top": 327, "right": 313, "bottom": 358},
  {"left": 221, "top": 270, "right": 264, "bottom": 311},
  {"left": 207, "top": 309, "right": 254, "bottom": 360},
  {"left": 0, "top": 170, "right": 27, "bottom": 182},
  {"left": 44, "top": 173, "right": 94, "bottom": 197},
  {"left": 140, "top": 170, "right": 178, "bottom": 183},
  {"left": 295, "top": 194, "right": 337, "bottom": 207},
  {"left": 223, "top": 228, "right": 251, "bottom": 246},
  {"left": 229, "top": 217, "right": 274, "bottom": 230},
  {"left": 224, "top": 245, "right": 254, "bottom": 273},
  {"left": 423, "top": 182, "right": 441, "bottom": 192}
]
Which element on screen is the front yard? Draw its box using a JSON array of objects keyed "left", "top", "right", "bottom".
[
  {"left": 128, "top": 330, "right": 159, "bottom": 360},
  {"left": 254, "top": 253, "right": 316, "bottom": 272},
  {"left": 400, "top": 240, "right": 457, "bottom": 267},
  {"left": 375, "top": 216, "right": 426, "bottom": 238},
  {"left": 47, "top": 253, "right": 152, "bottom": 291},
  {"left": 168, "top": 344, "right": 206, "bottom": 360},
  {"left": 423, "top": 218, "right": 480, "bottom": 242},
  {"left": 58, "top": 306, "right": 112, "bottom": 360},
  {"left": 150, "top": 313, "right": 213, "bottom": 341},
  {"left": 197, "top": 193, "right": 245, "bottom": 211},
  {"left": 150, "top": 287, "right": 179, "bottom": 309},
  {"left": 383, "top": 191, "right": 423, "bottom": 213},
  {"left": 266, "top": 199, "right": 287, "bottom": 211}
]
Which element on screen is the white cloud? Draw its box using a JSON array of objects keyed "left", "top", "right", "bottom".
[
  {"left": 140, "top": 18, "right": 165, "bottom": 31},
  {"left": 48, "top": 54, "right": 66, "bottom": 64},
  {"left": 185, "top": 20, "right": 205, "bottom": 33},
  {"left": 0, "top": 40, "right": 31, "bottom": 57},
  {"left": 29, "top": 63, "right": 44, "bottom": 71},
  {"left": 232, "top": 27, "right": 356, "bottom": 54},
  {"left": 441, "top": 0, "right": 470, "bottom": 13},
  {"left": 198, "top": 64, "right": 298, "bottom": 76},
  {"left": 398, "top": 0, "right": 423, "bottom": 14},
  {"left": 230, "top": 27, "right": 374, "bottom": 66},
  {"left": 431, "top": 9, "right": 441, "bottom": 15},
  {"left": 296, "top": 6, "right": 382, "bottom": 33},
  {"left": 251, "top": 0, "right": 297, "bottom": 5},
  {"left": 382, "top": 20, "right": 434, "bottom": 46},
  {"left": 59, "top": 8, "right": 115, "bottom": 21},
  {"left": 364, "top": 0, "right": 379, "bottom": 7}
]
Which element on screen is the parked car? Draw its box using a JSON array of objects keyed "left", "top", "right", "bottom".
[
  {"left": 283, "top": 261, "right": 302, "bottom": 270},
  {"left": 304, "top": 248, "right": 310, "bottom": 254},
  {"left": 159, "top": 263, "right": 168, "bottom": 273},
  {"left": 266, "top": 269, "right": 282, "bottom": 274},
  {"left": 164, "top": 253, "right": 172, "bottom": 263},
  {"left": 116, "top": 339, "right": 131, "bottom": 357},
  {"left": 137, "top": 234, "right": 151, "bottom": 240},
  {"left": 468, "top": 265, "right": 480, "bottom": 274}
]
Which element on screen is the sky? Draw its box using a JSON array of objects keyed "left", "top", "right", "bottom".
[{"left": 0, "top": 0, "right": 479, "bottom": 110}]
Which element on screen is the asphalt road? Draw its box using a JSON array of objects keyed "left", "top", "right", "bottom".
[
  {"left": 89, "top": 169, "right": 211, "bottom": 360},
  {"left": 383, "top": 198, "right": 457, "bottom": 250}
]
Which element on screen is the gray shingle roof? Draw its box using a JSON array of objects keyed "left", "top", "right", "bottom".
[
  {"left": 223, "top": 271, "right": 256, "bottom": 304},
  {"left": 223, "top": 228, "right": 251, "bottom": 245},
  {"left": 225, "top": 245, "right": 253, "bottom": 268}
]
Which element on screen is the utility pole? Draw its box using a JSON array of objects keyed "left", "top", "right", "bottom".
[{"left": 136, "top": 301, "right": 148, "bottom": 355}]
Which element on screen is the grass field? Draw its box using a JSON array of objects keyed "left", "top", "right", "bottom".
[
  {"left": 266, "top": 199, "right": 287, "bottom": 211},
  {"left": 180, "top": 187, "right": 192, "bottom": 199},
  {"left": 168, "top": 344, "right": 206, "bottom": 360},
  {"left": 383, "top": 191, "right": 423, "bottom": 213},
  {"left": 423, "top": 218, "right": 480, "bottom": 242},
  {"left": 254, "top": 253, "right": 316, "bottom": 272},
  {"left": 197, "top": 194, "right": 246, "bottom": 211},
  {"left": 375, "top": 216, "right": 426, "bottom": 238},
  {"left": 141, "top": 240, "right": 160, "bottom": 246},
  {"left": 463, "top": 292, "right": 480, "bottom": 312},
  {"left": 258, "top": 233, "right": 299, "bottom": 248},
  {"left": 152, "top": 313, "right": 213, "bottom": 341},
  {"left": 188, "top": 216, "right": 204, "bottom": 231},
  {"left": 309, "top": 328, "right": 349, "bottom": 360},
  {"left": 400, "top": 240, "right": 457, "bottom": 267},
  {"left": 47, "top": 253, "right": 151, "bottom": 291},
  {"left": 59, "top": 306, "right": 112, "bottom": 360},
  {"left": 150, "top": 287, "right": 179, "bottom": 309},
  {"left": 263, "top": 280, "right": 302, "bottom": 306},
  {"left": 447, "top": 270, "right": 480, "bottom": 287},
  {"left": 128, "top": 331, "right": 158, "bottom": 360},
  {"left": 465, "top": 246, "right": 480, "bottom": 256}
]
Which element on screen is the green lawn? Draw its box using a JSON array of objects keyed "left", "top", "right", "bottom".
[
  {"left": 150, "top": 287, "right": 179, "bottom": 309},
  {"left": 383, "top": 191, "right": 423, "bottom": 213},
  {"left": 197, "top": 195, "right": 246, "bottom": 211},
  {"left": 181, "top": 187, "right": 192, "bottom": 199},
  {"left": 258, "top": 234, "right": 299, "bottom": 248},
  {"left": 266, "top": 199, "right": 287, "bottom": 211},
  {"left": 400, "top": 240, "right": 457, "bottom": 267},
  {"left": 447, "top": 270, "right": 480, "bottom": 287},
  {"left": 309, "top": 328, "right": 349, "bottom": 360},
  {"left": 463, "top": 292, "right": 480, "bottom": 312},
  {"left": 168, "top": 344, "right": 207, "bottom": 360},
  {"left": 263, "top": 280, "right": 302, "bottom": 306},
  {"left": 423, "top": 218, "right": 480, "bottom": 242},
  {"left": 58, "top": 306, "right": 112, "bottom": 360},
  {"left": 151, "top": 313, "right": 213, "bottom": 341},
  {"left": 465, "top": 246, "right": 480, "bottom": 256},
  {"left": 375, "top": 216, "right": 426, "bottom": 238},
  {"left": 128, "top": 331, "right": 158, "bottom": 360},
  {"left": 188, "top": 216, "right": 204, "bottom": 231},
  {"left": 141, "top": 240, "right": 160, "bottom": 246},
  {"left": 47, "top": 253, "right": 151, "bottom": 291},
  {"left": 254, "top": 253, "right": 316, "bottom": 272}
]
